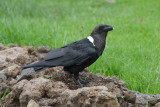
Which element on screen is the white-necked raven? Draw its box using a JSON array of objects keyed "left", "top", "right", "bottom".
[{"left": 23, "top": 24, "right": 114, "bottom": 87}]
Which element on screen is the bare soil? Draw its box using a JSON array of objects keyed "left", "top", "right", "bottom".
[{"left": 0, "top": 44, "right": 160, "bottom": 107}]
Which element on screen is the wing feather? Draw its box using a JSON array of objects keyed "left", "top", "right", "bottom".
[
  {"left": 25, "top": 38, "right": 97, "bottom": 68},
  {"left": 42, "top": 40, "right": 96, "bottom": 67}
]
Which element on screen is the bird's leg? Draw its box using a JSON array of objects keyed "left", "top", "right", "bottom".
[
  {"left": 74, "top": 73, "right": 89, "bottom": 87},
  {"left": 78, "top": 71, "right": 89, "bottom": 84},
  {"left": 78, "top": 76, "right": 89, "bottom": 84},
  {"left": 74, "top": 74, "right": 83, "bottom": 88}
]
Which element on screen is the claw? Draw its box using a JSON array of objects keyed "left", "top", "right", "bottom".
[
  {"left": 74, "top": 74, "right": 89, "bottom": 87},
  {"left": 79, "top": 76, "right": 89, "bottom": 84},
  {"left": 74, "top": 79, "right": 83, "bottom": 88}
]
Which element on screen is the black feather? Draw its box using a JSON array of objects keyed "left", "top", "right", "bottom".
[{"left": 22, "top": 24, "right": 113, "bottom": 86}]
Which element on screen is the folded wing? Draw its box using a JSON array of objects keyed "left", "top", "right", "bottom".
[{"left": 24, "top": 41, "right": 96, "bottom": 68}]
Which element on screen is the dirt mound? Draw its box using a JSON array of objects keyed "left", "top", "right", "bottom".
[{"left": 0, "top": 44, "right": 160, "bottom": 107}]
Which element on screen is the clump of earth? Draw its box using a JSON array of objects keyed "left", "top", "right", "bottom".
[{"left": 0, "top": 43, "right": 160, "bottom": 107}]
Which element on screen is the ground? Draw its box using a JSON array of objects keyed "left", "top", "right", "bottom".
[{"left": 0, "top": 45, "right": 160, "bottom": 107}]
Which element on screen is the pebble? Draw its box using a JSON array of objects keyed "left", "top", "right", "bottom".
[
  {"left": 37, "top": 46, "right": 51, "bottom": 53},
  {"left": 17, "top": 68, "right": 35, "bottom": 81}
]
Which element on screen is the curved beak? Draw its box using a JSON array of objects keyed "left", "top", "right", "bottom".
[{"left": 103, "top": 25, "right": 114, "bottom": 31}]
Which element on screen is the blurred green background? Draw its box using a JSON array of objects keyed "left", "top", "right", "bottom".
[{"left": 0, "top": 0, "right": 160, "bottom": 94}]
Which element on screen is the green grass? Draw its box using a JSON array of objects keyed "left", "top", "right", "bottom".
[
  {"left": 0, "top": 0, "right": 160, "bottom": 94},
  {"left": 0, "top": 88, "right": 8, "bottom": 106}
]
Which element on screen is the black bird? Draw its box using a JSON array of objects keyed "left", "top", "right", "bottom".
[{"left": 23, "top": 24, "right": 114, "bottom": 87}]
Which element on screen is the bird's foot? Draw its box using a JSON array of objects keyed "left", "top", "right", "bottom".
[
  {"left": 74, "top": 79, "right": 83, "bottom": 88},
  {"left": 79, "top": 76, "right": 89, "bottom": 84},
  {"left": 74, "top": 75, "right": 89, "bottom": 87}
]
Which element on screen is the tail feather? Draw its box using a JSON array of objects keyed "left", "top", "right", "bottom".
[
  {"left": 34, "top": 67, "right": 48, "bottom": 72},
  {"left": 23, "top": 61, "right": 43, "bottom": 69},
  {"left": 23, "top": 61, "right": 48, "bottom": 72}
]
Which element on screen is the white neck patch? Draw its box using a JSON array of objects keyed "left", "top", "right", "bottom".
[{"left": 87, "top": 36, "right": 95, "bottom": 46}]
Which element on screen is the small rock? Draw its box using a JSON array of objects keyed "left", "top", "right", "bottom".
[
  {"left": 0, "top": 61, "right": 5, "bottom": 70},
  {"left": 5, "top": 57, "right": 12, "bottom": 62},
  {"left": 114, "top": 87, "right": 122, "bottom": 98},
  {"left": 106, "top": 82, "right": 115, "bottom": 91},
  {"left": 112, "top": 76, "right": 120, "bottom": 84},
  {"left": 118, "top": 80, "right": 127, "bottom": 87},
  {"left": 12, "top": 79, "right": 29, "bottom": 94},
  {"left": 17, "top": 68, "right": 35, "bottom": 81},
  {"left": 0, "top": 73, "right": 7, "bottom": 83},
  {"left": 3, "top": 64, "right": 21, "bottom": 78},
  {"left": 0, "top": 43, "right": 5, "bottom": 50},
  {"left": 123, "top": 90, "right": 136, "bottom": 103},
  {"left": 37, "top": 46, "right": 51, "bottom": 53},
  {"left": 0, "top": 61, "right": 4, "bottom": 65},
  {"left": 27, "top": 46, "right": 35, "bottom": 54},
  {"left": 9, "top": 78, "right": 18, "bottom": 85},
  {"left": 106, "top": 82, "right": 122, "bottom": 98},
  {"left": 3, "top": 69, "right": 9, "bottom": 73},
  {"left": 135, "top": 92, "right": 160, "bottom": 106},
  {"left": 27, "top": 99, "right": 40, "bottom": 107},
  {"left": 15, "top": 55, "right": 27, "bottom": 64},
  {"left": 83, "top": 67, "right": 90, "bottom": 72}
]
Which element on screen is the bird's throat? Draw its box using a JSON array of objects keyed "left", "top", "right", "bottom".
[{"left": 91, "top": 34, "right": 107, "bottom": 56}]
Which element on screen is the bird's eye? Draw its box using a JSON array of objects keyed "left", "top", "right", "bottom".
[
  {"left": 98, "top": 26, "right": 105, "bottom": 33},
  {"left": 99, "top": 26, "right": 104, "bottom": 30}
]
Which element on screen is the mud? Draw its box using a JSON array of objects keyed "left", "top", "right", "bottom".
[{"left": 0, "top": 44, "right": 160, "bottom": 107}]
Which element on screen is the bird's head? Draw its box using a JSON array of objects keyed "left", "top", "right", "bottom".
[{"left": 91, "top": 24, "right": 114, "bottom": 37}]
